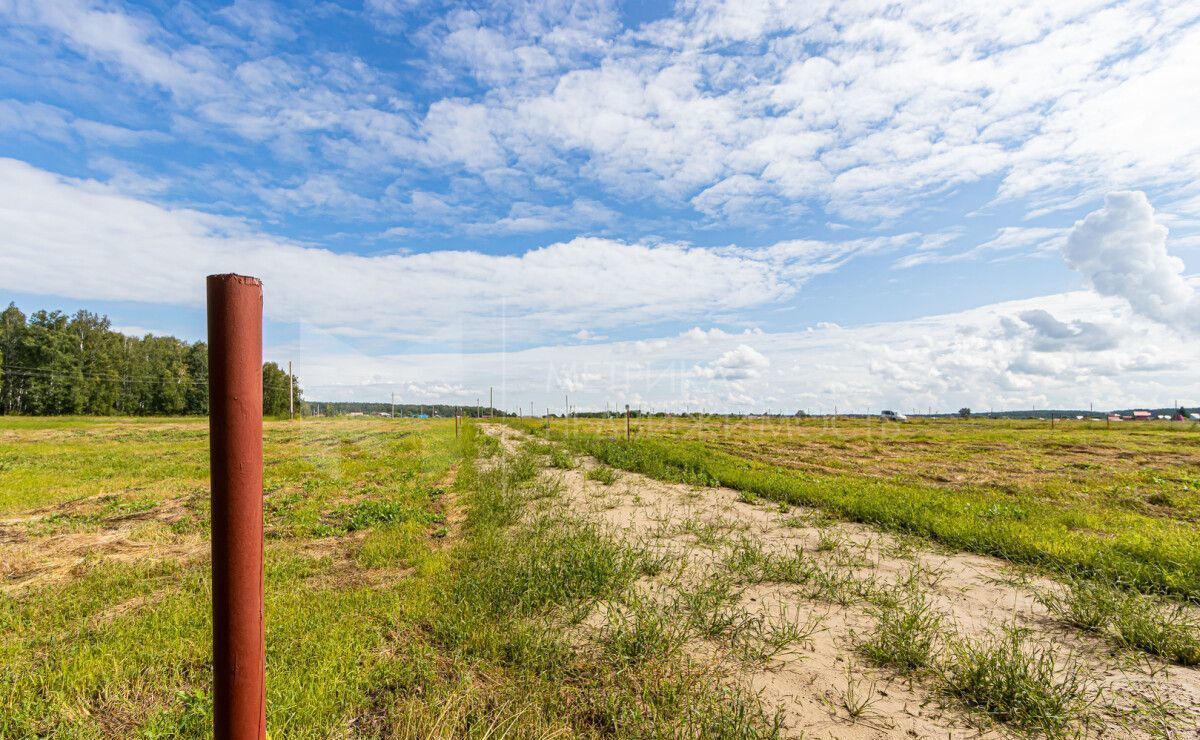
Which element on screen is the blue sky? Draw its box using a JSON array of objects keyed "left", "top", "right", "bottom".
[{"left": 1, "top": 0, "right": 1199, "bottom": 412}]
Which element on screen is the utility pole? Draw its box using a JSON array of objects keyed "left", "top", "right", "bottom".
[
  {"left": 391, "top": 392, "right": 395, "bottom": 419},
  {"left": 288, "top": 360, "right": 294, "bottom": 420},
  {"left": 625, "top": 404, "right": 631, "bottom": 441},
  {"left": 489, "top": 387, "right": 493, "bottom": 419}
]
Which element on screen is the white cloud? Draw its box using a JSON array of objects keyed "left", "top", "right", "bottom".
[
  {"left": 895, "top": 226, "right": 1065, "bottom": 269},
  {"left": 218, "top": 0, "right": 297, "bottom": 43},
  {"left": 0, "top": 99, "right": 167, "bottom": 147},
  {"left": 680, "top": 327, "right": 731, "bottom": 342},
  {"left": 465, "top": 198, "right": 618, "bottom": 235},
  {"left": 255, "top": 174, "right": 380, "bottom": 215},
  {"left": 1062, "top": 191, "right": 1200, "bottom": 333},
  {"left": 5, "top": 0, "right": 1198, "bottom": 230},
  {"left": 0, "top": 159, "right": 882, "bottom": 345},
  {"left": 1016, "top": 310, "right": 1118, "bottom": 352},
  {"left": 286, "top": 286, "right": 1200, "bottom": 412},
  {"left": 4, "top": 0, "right": 222, "bottom": 97},
  {"left": 693, "top": 344, "right": 769, "bottom": 380}
]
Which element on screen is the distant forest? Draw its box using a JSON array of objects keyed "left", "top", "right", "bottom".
[
  {"left": 316, "top": 402, "right": 511, "bottom": 418},
  {"left": 0, "top": 303, "right": 302, "bottom": 416}
]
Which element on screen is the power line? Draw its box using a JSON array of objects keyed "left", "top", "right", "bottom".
[{"left": 1, "top": 363, "right": 296, "bottom": 390}]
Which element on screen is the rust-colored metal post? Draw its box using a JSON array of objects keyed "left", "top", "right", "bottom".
[{"left": 207, "top": 274, "right": 266, "bottom": 740}]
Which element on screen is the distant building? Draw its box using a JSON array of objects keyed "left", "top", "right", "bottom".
[{"left": 1131, "top": 410, "right": 1153, "bottom": 420}]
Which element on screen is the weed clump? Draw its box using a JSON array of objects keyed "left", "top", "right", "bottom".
[
  {"left": 548, "top": 446, "right": 575, "bottom": 469},
  {"left": 1040, "top": 579, "right": 1200, "bottom": 665},
  {"left": 585, "top": 465, "right": 618, "bottom": 485},
  {"left": 941, "top": 626, "right": 1091, "bottom": 737},
  {"left": 602, "top": 596, "right": 687, "bottom": 663},
  {"left": 730, "top": 606, "right": 822, "bottom": 665},
  {"left": 338, "top": 499, "right": 443, "bottom": 532},
  {"left": 1038, "top": 578, "right": 1122, "bottom": 632},
  {"left": 1111, "top": 599, "right": 1200, "bottom": 666},
  {"left": 722, "top": 537, "right": 814, "bottom": 585},
  {"left": 859, "top": 584, "right": 942, "bottom": 673},
  {"left": 674, "top": 577, "right": 747, "bottom": 637}
]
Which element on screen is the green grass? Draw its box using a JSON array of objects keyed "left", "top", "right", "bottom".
[
  {"left": 0, "top": 416, "right": 209, "bottom": 514},
  {"left": 506, "top": 418, "right": 1200, "bottom": 600},
  {"left": 1040, "top": 579, "right": 1200, "bottom": 665},
  {"left": 423, "top": 425, "right": 787, "bottom": 738},
  {"left": 1, "top": 417, "right": 793, "bottom": 737},
  {"left": 602, "top": 595, "right": 688, "bottom": 664},
  {"left": 859, "top": 579, "right": 943, "bottom": 674},
  {"left": 585, "top": 464, "right": 618, "bottom": 485},
  {"left": 0, "top": 417, "right": 462, "bottom": 736},
  {"left": 729, "top": 606, "right": 820, "bottom": 665},
  {"left": 940, "top": 626, "right": 1092, "bottom": 737},
  {"left": 547, "top": 445, "right": 576, "bottom": 469}
]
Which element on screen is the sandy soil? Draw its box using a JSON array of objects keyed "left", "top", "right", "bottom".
[
  {"left": 0, "top": 492, "right": 205, "bottom": 595},
  {"left": 485, "top": 424, "right": 1200, "bottom": 739}
]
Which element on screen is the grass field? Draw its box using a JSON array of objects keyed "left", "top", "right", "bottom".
[
  {"left": 510, "top": 415, "right": 1200, "bottom": 600},
  {"left": 3, "top": 414, "right": 1198, "bottom": 738},
  {"left": 0, "top": 417, "right": 787, "bottom": 737}
]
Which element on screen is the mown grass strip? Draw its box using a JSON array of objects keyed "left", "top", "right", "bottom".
[{"left": 508, "top": 420, "right": 1200, "bottom": 600}]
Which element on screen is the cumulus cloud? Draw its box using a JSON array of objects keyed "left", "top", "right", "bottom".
[
  {"left": 693, "top": 344, "right": 769, "bottom": 380},
  {"left": 0, "top": 159, "right": 885, "bottom": 345},
  {"left": 284, "top": 288, "right": 1199, "bottom": 412},
  {"left": 1016, "top": 310, "right": 1118, "bottom": 352},
  {"left": 1062, "top": 191, "right": 1200, "bottom": 333}
]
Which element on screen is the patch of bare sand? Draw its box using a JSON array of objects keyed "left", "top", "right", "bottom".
[{"left": 485, "top": 425, "right": 1200, "bottom": 739}]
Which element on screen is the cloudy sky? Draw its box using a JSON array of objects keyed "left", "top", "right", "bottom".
[{"left": 1, "top": 0, "right": 1198, "bottom": 413}]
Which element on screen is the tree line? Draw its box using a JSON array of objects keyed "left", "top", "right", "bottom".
[
  {"left": 316, "top": 402, "right": 510, "bottom": 417},
  {"left": 0, "top": 303, "right": 302, "bottom": 417}
]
